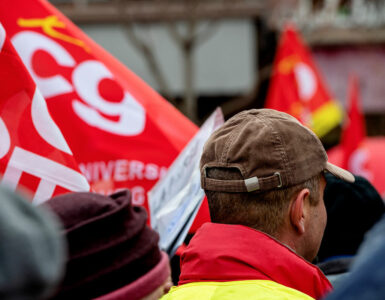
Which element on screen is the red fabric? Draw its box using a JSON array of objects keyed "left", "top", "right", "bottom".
[
  {"left": 328, "top": 137, "right": 385, "bottom": 197},
  {"left": 265, "top": 24, "right": 335, "bottom": 134},
  {"left": 189, "top": 196, "right": 211, "bottom": 233},
  {"left": 0, "top": 24, "right": 89, "bottom": 202},
  {"left": 0, "top": 0, "right": 197, "bottom": 216},
  {"left": 341, "top": 75, "right": 366, "bottom": 170},
  {"left": 179, "top": 223, "right": 332, "bottom": 300}
]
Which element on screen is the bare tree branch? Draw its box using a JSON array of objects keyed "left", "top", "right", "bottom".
[
  {"left": 221, "top": 64, "right": 272, "bottom": 116},
  {"left": 165, "top": 2, "right": 220, "bottom": 122},
  {"left": 167, "top": 22, "right": 187, "bottom": 46},
  {"left": 180, "top": 19, "right": 198, "bottom": 122},
  {"left": 118, "top": 0, "right": 220, "bottom": 122},
  {"left": 195, "top": 20, "right": 219, "bottom": 46},
  {"left": 122, "top": 23, "right": 175, "bottom": 104}
]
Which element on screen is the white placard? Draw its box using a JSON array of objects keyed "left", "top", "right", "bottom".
[{"left": 148, "top": 108, "right": 224, "bottom": 254}]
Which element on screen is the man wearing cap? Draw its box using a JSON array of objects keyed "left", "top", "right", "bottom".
[{"left": 162, "top": 109, "right": 354, "bottom": 300}]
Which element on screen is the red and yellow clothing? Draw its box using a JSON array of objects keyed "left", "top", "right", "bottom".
[{"left": 162, "top": 223, "right": 331, "bottom": 300}]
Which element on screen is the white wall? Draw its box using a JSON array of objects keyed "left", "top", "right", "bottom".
[{"left": 80, "top": 20, "right": 256, "bottom": 95}]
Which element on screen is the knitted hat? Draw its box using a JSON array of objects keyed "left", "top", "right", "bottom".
[
  {"left": 45, "top": 189, "right": 170, "bottom": 300},
  {"left": 0, "top": 186, "right": 65, "bottom": 300},
  {"left": 318, "top": 174, "right": 385, "bottom": 262}
]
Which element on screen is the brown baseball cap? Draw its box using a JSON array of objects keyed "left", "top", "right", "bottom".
[{"left": 200, "top": 109, "right": 354, "bottom": 193}]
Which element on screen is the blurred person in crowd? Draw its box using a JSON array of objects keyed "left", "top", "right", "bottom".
[
  {"left": 317, "top": 173, "right": 385, "bottom": 287},
  {"left": 325, "top": 212, "right": 385, "bottom": 300},
  {"left": 162, "top": 109, "right": 354, "bottom": 300},
  {"left": 44, "top": 190, "right": 172, "bottom": 300},
  {"left": 0, "top": 185, "right": 65, "bottom": 300}
]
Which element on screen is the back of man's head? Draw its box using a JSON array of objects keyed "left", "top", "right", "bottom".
[
  {"left": 204, "top": 167, "right": 322, "bottom": 236},
  {"left": 200, "top": 109, "right": 354, "bottom": 245}
]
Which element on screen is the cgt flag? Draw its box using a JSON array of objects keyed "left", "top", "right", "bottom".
[
  {"left": 0, "top": 0, "right": 197, "bottom": 213},
  {"left": 265, "top": 24, "right": 343, "bottom": 137},
  {"left": 341, "top": 75, "right": 366, "bottom": 172},
  {"left": 327, "top": 77, "right": 382, "bottom": 194},
  {"left": 0, "top": 23, "right": 89, "bottom": 204}
]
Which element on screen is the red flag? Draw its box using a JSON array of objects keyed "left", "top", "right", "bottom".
[
  {"left": 328, "top": 138, "right": 384, "bottom": 196},
  {"left": 0, "top": 23, "right": 89, "bottom": 204},
  {"left": 265, "top": 24, "right": 342, "bottom": 137},
  {"left": 0, "top": 0, "right": 197, "bottom": 213},
  {"left": 341, "top": 75, "right": 366, "bottom": 170}
]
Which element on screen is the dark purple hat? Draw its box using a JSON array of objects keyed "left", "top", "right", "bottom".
[{"left": 44, "top": 189, "right": 170, "bottom": 300}]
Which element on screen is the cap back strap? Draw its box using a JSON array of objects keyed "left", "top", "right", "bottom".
[{"left": 201, "top": 172, "right": 282, "bottom": 193}]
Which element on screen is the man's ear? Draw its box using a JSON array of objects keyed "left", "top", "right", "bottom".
[{"left": 289, "top": 188, "right": 310, "bottom": 235}]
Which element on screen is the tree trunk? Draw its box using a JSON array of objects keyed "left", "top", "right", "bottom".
[{"left": 183, "top": 20, "right": 198, "bottom": 123}]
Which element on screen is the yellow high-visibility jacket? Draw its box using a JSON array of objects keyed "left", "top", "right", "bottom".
[
  {"left": 162, "top": 280, "right": 315, "bottom": 300},
  {"left": 163, "top": 223, "right": 331, "bottom": 300}
]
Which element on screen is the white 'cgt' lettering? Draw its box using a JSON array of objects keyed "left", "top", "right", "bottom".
[
  {"left": 0, "top": 88, "right": 90, "bottom": 203},
  {"left": 72, "top": 61, "right": 145, "bottom": 135},
  {"left": 12, "top": 31, "right": 75, "bottom": 98},
  {"left": 2, "top": 147, "right": 90, "bottom": 204},
  {"left": 12, "top": 31, "right": 146, "bottom": 136}
]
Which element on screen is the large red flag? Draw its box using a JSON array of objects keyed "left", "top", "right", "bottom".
[
  {"left": 0, "top": 23, "right": 89, "bottom": 204},
  {"left": 0, "top": 0, "right": 197, "bottom": 213},
  {"left": 341, "top": 75, "right": 366, "bottom": 170},
  {"left": 265, "top": 24, "right": 342, "bottom": 137}
]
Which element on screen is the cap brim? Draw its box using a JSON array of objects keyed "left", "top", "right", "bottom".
[{"left": 325, "top": 162, "right": 355, "bottom": 183}]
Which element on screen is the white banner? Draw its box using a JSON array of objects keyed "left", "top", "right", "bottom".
[{"left": 149, "top": 108, "right": 224, "bottom": 255}]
